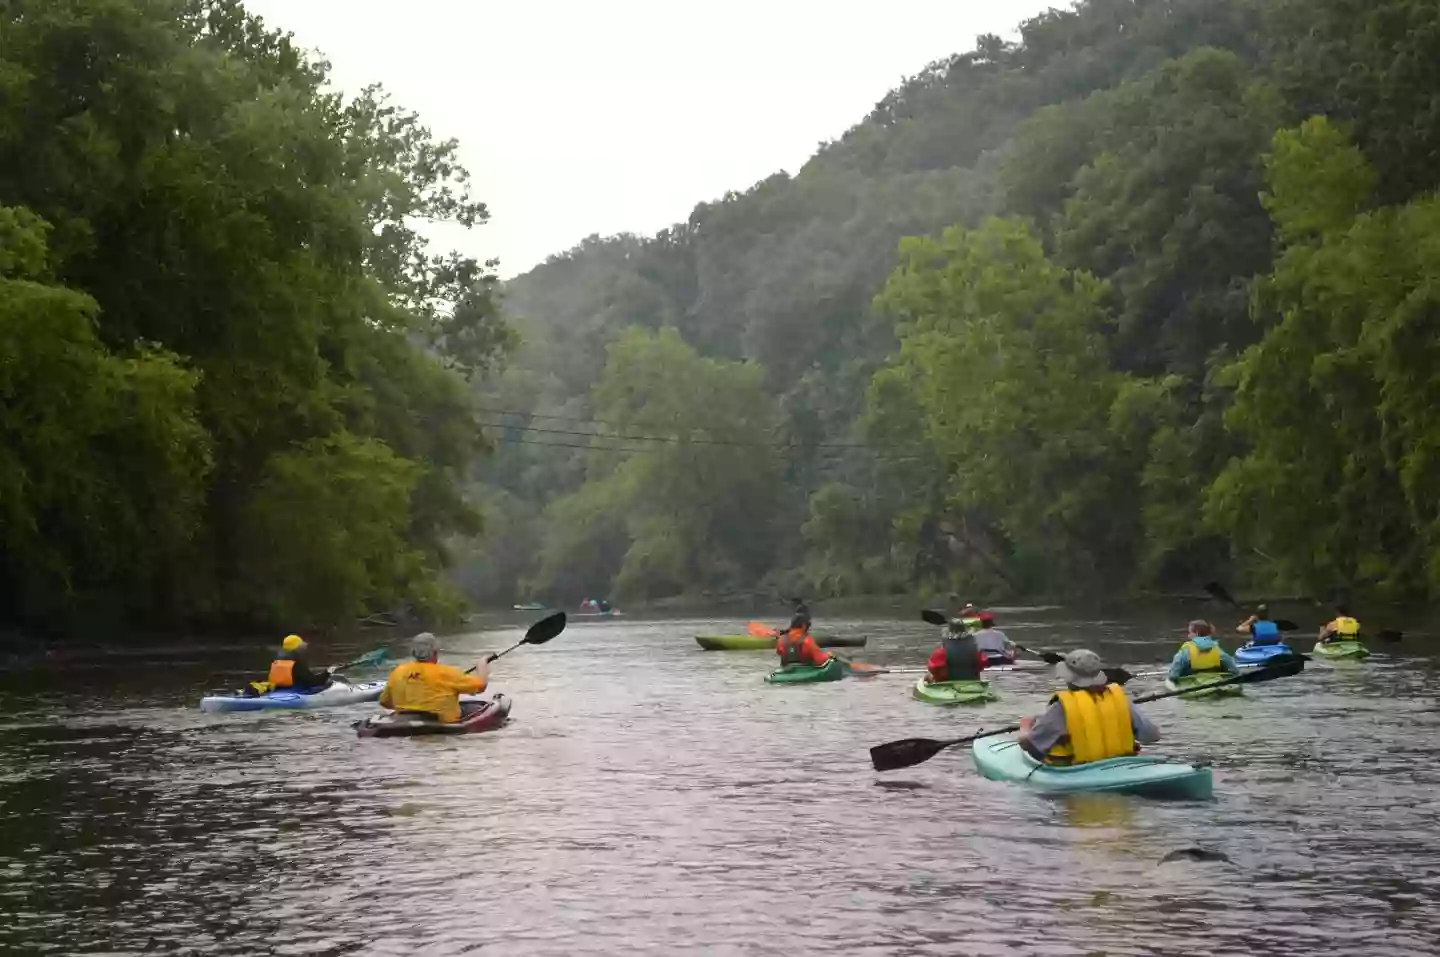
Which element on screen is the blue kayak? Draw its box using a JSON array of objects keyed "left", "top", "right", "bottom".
[
  {"left": 972, "top": 738, "right": 1213, "bottom": 799},
  {"left": 1234, "top": 642, "right": 1293, "bottom": 666},
  {"left": 199, "top": 681, "right": 384, "bottom": 713}
]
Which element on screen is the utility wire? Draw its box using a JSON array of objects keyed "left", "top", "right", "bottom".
[
  {"left": 480, "top": 420, "right": 879, "bottom": 451},
  {"left": 487, "top": 432, "right": 923, "bottom": 461}
]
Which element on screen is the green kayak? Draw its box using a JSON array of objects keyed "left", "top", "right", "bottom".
[
  {"left": 972, "top": 738, "right": 1213, "bottom": 799},
  {"left": 1313, "top": 640, "right": 1370, "bottom": 660},
  {"left": 695, "top": 634, "right": 867, "bottom": 651},
  {"left": 1164, "top": 672, "right": 1244, "bottom": 699},
  {"left": 765, "top": 657, "right": 845, "bottom": 684},
  {"left": 912, "top": 677, "right": 998, "bottom": 705}
]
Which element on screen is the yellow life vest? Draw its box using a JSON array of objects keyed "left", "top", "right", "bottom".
[
  {"left": 1332, "top": 616, "right": 1360, "bottom": 638},
  {"left": 1183, "top": 640, "right": 1222, "bottom": 672},
  {"left": 1046, "top": 685, "right": 1136, "bottom": 766}
]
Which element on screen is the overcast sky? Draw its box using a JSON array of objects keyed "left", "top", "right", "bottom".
[{"left": 246, "top": 0, "right": 1052, "bottom": 277}]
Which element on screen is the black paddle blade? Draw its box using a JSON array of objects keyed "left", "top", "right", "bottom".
[
  {"left": 1106, "top": 667, "right": 1135, "bottom": 685},
  {"left": 1276, "top": 619, "right": 1299, "bottom": 631},
  {"left": 1040, "top": 651, "right": 1065, "bottom": 664},
  {"left": 871, "top": 737, "right": 954, "bottom": 772},
  {"left": 1236, "top": 653, "right": 1308, "bottom": 683},
  {"left": 1204, "top": 581, "right": 1239, "bottom": 607},
  {"left": 921, "top": 609, "right": 947, "bottom": 626},
  {"left": 524, "top": 611, "right": 567, "bottom": 644},
  {"left": 1377, "top": 629, "right": 1404, "bottom": 643}
]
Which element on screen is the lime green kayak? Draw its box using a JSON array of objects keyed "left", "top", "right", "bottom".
[
  {"left": 695, "top": 634, "right": 866, "bottom": 651},
  {"left": 911, "top": 677, "right": 998, "bottom": 705},
  {"left": 765, "top": 657, "right": 845, "bottom": 684},
  {"left": 1312, "top": 640, "right": 1370, "bottom": 660},
  {"left": 1164, "top": 671, "right": 1244, "bottom": 699}
]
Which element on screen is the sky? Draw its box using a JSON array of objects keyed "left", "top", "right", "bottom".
[{"left": 246, "top": 0, "right": 1052, "bottom": 278}]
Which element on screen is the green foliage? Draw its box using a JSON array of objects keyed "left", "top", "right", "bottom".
[{"left": 0, "top": 0, "right": 502, "bottom": 634}]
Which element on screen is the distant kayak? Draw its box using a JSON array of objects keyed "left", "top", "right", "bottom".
[
  {"left": 695, "top": 634, "right": 867, "bottom": 651},
  {"left": 1313, "top": 640, "right": 1370, "bottom": 660},
  {"left": 354, "top": 694, "right": 512, "bottom": 738},
  {"left": 575, "top": 610, "right": 622, "bottom": 618},
  {"left": 1234, "top": 642, "right": 1292, "bottom": 666},
  {"left": 972, "top": 738, "right": 1213, "bottom": 799},
  {"left": 911, "top": 677, "right": 997, "bottom": 706},
  {"left": 1164, "top": 672, "right": 1244, "bottom": 699},
  {"left": 765, "top": 658, "right": 845, "bottom": 684},
  {"left": 200, "top": 680, "right": 384, "bottom": 713},
  {"left": 512, "top": 602, "right": 549, "bottom": 611}
]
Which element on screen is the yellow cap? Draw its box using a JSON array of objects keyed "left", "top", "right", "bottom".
[{"left": 281, "top": 634, "right": 305, "bottom": 652}]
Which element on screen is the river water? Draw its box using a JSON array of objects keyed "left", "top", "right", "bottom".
[{"left": 1, "top": 607, "right": 1438, "bottom": 956}]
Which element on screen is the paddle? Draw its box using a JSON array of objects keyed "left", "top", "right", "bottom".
[
  {"left": 464, "top": 612, "right": 568, "bottom": 674},
  {"left": 869, "top": 652, "right": 1309, "bottom": 772},
  {"left": 1203, "top": 581, "right": 1299, "bottom": 631}
]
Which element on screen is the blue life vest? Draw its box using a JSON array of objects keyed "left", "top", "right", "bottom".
[{"left": 1250, "top": 619, "right": 1281, "bottom": 645}]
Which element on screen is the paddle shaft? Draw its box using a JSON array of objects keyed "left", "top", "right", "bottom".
[{"left": 906, "top": 664, "right": 1288, "bottom": 758}]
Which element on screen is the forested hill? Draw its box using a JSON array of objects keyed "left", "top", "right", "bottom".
[{"left": 465, "top": 0, "right": 1440, "bottom": 608}]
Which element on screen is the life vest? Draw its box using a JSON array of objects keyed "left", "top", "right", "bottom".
[
  {"left": 1183, "top": 640, "right": 1222, "bottom": 672},
  {"left": 778, "top": 630, "right": 810, "bottom": 665},
  {"left": 1045, "top": 685, "right": 1136, "bottom": 765},
  {"left": 942, "top": 634, "right": 981, "bottom": 681},
  {"left": 1332, "top": 616, "right": 1360, "bottom": 638},
  {"left": 267, "top": 659, "right": 296, "bottom": 688},
  {"left": 1250, "top": 619, "right": 1281, "bottom": 644}
]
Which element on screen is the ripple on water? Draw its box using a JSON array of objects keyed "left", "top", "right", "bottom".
[{"left": 1, "top": 616, "right": 1439, "bottom": 955}]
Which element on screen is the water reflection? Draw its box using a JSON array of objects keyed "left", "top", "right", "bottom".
[{"left": 0, "top": 610, "right": 1437, "bottom": 955}]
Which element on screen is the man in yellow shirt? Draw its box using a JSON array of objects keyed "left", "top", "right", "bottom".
[{"left": 379, "top": 633, "right": 491, "bottom": 724}]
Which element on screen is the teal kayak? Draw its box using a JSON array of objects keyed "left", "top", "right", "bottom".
[
  {"left": 765, "top": 657, "right": 845, "bottom": 684},
  {"left": 1164, "top": 672, "right": 1244, "bottom": 699},
  {"left": 912, "top": 677, "right": 997, "bottom": 705},
  {"left": 972, "top": 738, "right": 1213, "bottom": 799},
  {"left": 1312, "top": 640, "right": 1370, "bottom": 660}
]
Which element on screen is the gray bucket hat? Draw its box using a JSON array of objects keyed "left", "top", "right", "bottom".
[
  {"left": 1056, "top": 649, "right": 1108, "bottom": 689},
  {"left": 410, "top": 632, "right": 440, "bottom": 659}
]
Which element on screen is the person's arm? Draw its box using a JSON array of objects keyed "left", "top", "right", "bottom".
[
  {"left": 1166, "top": 647, "right": 1189, "bottom": 681},
  {"left": 1235, "top": 616, "right": 1256, "bottom": 634},
  {"left": 1018, "top": 702, "right": 1066, "bottom": 761},
  {"left": 293, "top": 660, "right": 329, "bottom": 687},
  {"left": 802, "top": 637, "right": 828, "bottom": 666},
  {"left": 1220, "top": 649, "right": 1241, "bottom": 674},
  {"left": 438, "top": 664, "right": 487, "bottom": 695},
  {"left": 379, "top": 681, "right": 394, "bottom": 709},
  {"left": 1129, "top": 703, "right": 1161, "bottom": 744},
  {"left": 1318, "top": 619, "right": 1336, "bottom": 639}
]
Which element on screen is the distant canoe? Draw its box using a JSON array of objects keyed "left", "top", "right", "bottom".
[{"left": 695, "top": 634, "right": 867, "bottom": 651}]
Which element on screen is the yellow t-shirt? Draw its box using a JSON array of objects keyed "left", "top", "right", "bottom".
[{"left": 379, "top": 661, "right": 486, "bottom": 724}]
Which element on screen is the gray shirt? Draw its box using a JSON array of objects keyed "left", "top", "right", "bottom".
[
  {"left": 973, "top": 627, "right": 1013, "bottom": 655},
  {"left": 1024, "top": 692, "right": 1161, "bottom": 758}
]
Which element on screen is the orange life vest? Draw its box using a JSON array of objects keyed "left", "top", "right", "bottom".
[
  {"left": 778, "top": 629, "right": 811, "bottom": 665},
  {"left": 267, "top": 659, "right": 296, "bottom": 688}
]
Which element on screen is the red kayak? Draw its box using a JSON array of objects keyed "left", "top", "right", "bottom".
[
  {"left": 982, "top": 651, "right": 1016, "bottom": 668},
  {"left": 354, "top": 694, "right": 512, "bottom": 738}
]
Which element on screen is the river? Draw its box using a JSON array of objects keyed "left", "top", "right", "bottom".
[{"left": 1, "top": 606, "right": 1437, "bottom": 955}]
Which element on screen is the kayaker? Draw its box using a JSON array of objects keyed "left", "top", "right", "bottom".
[
  {"left": 1017, "top": 649, "right": 1161, "bottom": 765},
  {"left": 1235, "top": 605, "right": 1284, "bottom": 646},
  {"left": 249, "top": 634, "right": 331, "bottom": 696},
  {"left": 971, "top": 611, "right": 1016, "bottom": 664},
  {"left": 1318, "top": 605, "right": 1361, "bottom": 644},
  {"left": 1167, "top": 620, "right": 1241, "bottom": 681},
  {"left": 378, "top": 632, "right": 491, "bottom": 723},
  {"left": 956, "top": 602, "right": 982, "bottom": 630},
  {"left": 925, "top": 619, "right": 985, "bottom": 683},
  {"left": 776, "top": 614, "right": 831, "bottom": 668}
]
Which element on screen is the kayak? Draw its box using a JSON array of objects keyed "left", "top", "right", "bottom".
[
  {"left": 695, "top": 634, "right": 867, "bottom": 651},
  {"left": 1234, "top": 642, "right": 1292, "bottom": 666},
  {"left": 1164, "top": 672, "right": 1244, "bottom": 699},
  {"left": 972, "top": 738, "right": 1213, "bottom": 799},
  {"left": 981, "top": 651, "right": 1016, "bottom": 668},
  {"left": 199, "top": 680, "right": 384, "bottom": 713},
  {"left": 912, "top": 677, "right": 998, "bottom": 705},
  {"left": 1313, "top": 640, "right": 1370, "bottom": 660},
  {"left": 355, "top": 694, "right": 512, "bottom": 738},
  {"left": 512, "top": 602, "right": 549, "bottom": 611},
  {"left": 765, "top": 658, "right": 845, "bottom": 684},
  {"left": 575, "top": 610, "right": 621, "bottom": 618}
]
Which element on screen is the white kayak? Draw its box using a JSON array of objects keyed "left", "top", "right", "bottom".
[{"left": 199, "top": 680, "right": 385, "bottom": 713}]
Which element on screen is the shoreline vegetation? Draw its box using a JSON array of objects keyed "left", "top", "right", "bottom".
[{"left": 7, "top": 0, "right": 1440, "bottom": 641}]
